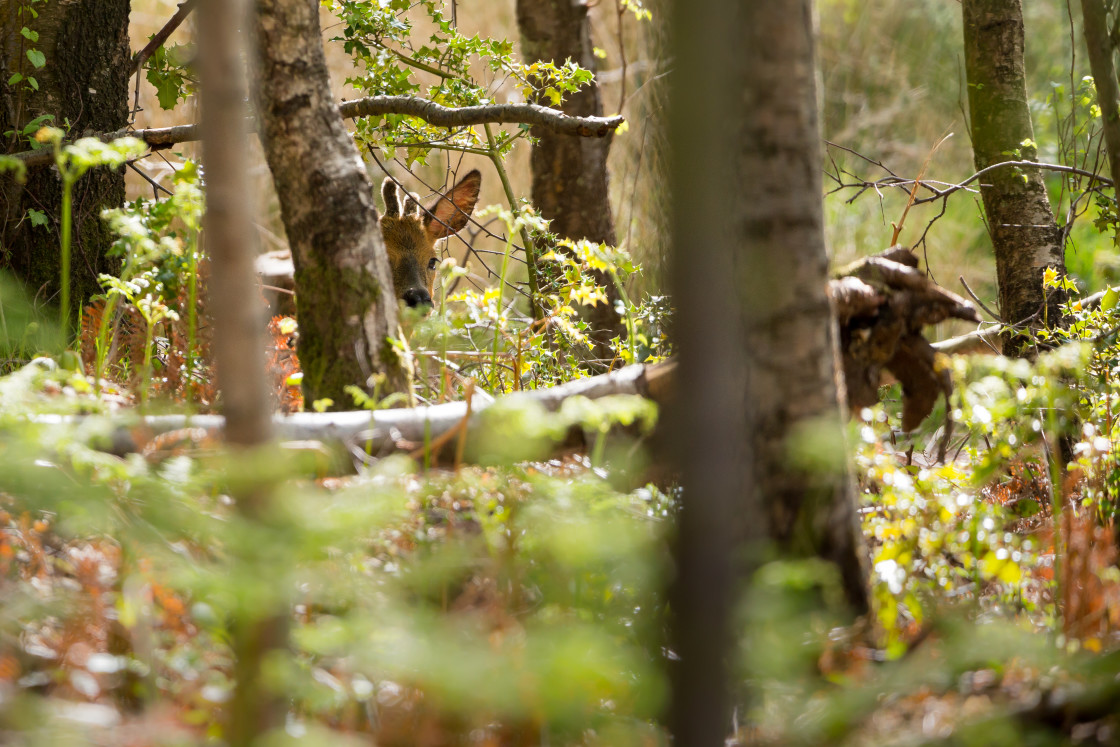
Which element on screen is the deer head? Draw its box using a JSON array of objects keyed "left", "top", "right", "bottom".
[{"left": 379, "top": 170, "right": 482, "bottom": 308}]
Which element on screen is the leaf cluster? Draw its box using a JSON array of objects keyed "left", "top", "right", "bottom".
[{"left": 326, "top": 0, "right": 593, "bottom": 165}]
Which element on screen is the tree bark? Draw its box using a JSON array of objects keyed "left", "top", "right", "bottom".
[
  {"left": 1080, "top": 0, "right": 1120, "bottom": 189},
  {"left": 254, "top": 0, "right": 403, "bottom": 407},
  {"left": 199, "top": 3, "right": 271, "bottom": 448},
  {"left": 517, "top": 0, "right": 625, "bottom": 361},
  {"left": 733, "top": 0, "right": 868, "bottom": 617},
  {"left": 666, "top": 0, "right": 741, "bottom": 738},
  {"left": 198, "top": 1, "right": 283, "bottom": 742},
  {"left": 668, "top": 0, "right": 869, "bottom": 741},
  {"left": 963, "top": 0, "right": 1067, "bottom": 355},
  {"left": 0, "top": 0, "right": 131, "bottom": 320}
]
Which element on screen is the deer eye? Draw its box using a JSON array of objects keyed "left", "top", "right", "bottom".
[{"left": 428, "top": 257, "right": 438, "bottom": 271}]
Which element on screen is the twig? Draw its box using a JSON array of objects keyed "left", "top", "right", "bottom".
[
  {"left": 614, "top": 0, "right": 628, "bottom": 114},
  {"left": 890, "top": 132, "right": 953, "bottom": 245},
  {"left": 912, "top": 159, "right": 1113, "bottom": 204},
  {"left": 959, "top": 275, "right": 1002, "bottom": 322},
  {"left": 127, "top": 161, "right": 173, "bottom": 198}
]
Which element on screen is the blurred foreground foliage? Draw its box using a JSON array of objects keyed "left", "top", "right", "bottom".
[
  {"left": 0, "top": 353, "right": 672, "bottom": 744},
  {"left": 7, "top": 0, "right": 1120, "bottom": 744}
]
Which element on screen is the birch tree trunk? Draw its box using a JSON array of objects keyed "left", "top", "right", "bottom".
[
  {"left": 963, "top": 0, "right": 1067, "bottom": 354},
  {"left": 732, "top": 0, "right": 868, "bottom": 618},
  {"left": 516, "top": 0, "right": 625, "bottom": 361},
  {"left": 254, "top": 0, "right": 404, "bottom": 407},
  {"left": 0, "top": 0, "right": 131, "bottom": 321},
  {"left": 669, "top": 0, "right": 869, "bottom": 739}
]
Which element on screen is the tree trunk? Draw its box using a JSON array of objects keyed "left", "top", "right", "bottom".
[
  {"left": 254, "top": 0, "right": 403, "bottom": 407},
  {"left": 516, "top": 0, "right": 625, "bottom": 362},
  {"left": 197, "top": 1, "right": 283, "bottom": 743},
  {"left": 733, "top": 0, "right": 868, "bottom": 618},
  {"left": 963, "top": 0, "right": 1067, "bottom": 355},
  {"left": 668, "top": 0, "right": 869, "bottom": 740},
  {"left": 0, "top": 0, "right": 131, "bottom": 320},
  {"left": 1080, "top": 0, "right": 1120, "bottom": 189},
  {"left": 666, "top": 0, "right": 743, "bottom": 737}
]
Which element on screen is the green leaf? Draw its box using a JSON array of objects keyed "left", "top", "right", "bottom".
[
  {"left": 1102, "top": 287, "right": 1119, "bottom": 311},
  {"left": 153, "top": 76, "right": 182, "bottom": 110},
  {"left": 26, "top": 76, "right": 37, "bottom": 91},
  {"left": 20, "top": 26, "right": 38, "bottom": 42},
  {"left": 26, "top": 208, "right": 48, "bottom": 227},
  {"left": 7, "top": 73, "right": 22, "bottom": 86},
  {"left": 26, "top": 48, "right": 46, "bottom": 69}
]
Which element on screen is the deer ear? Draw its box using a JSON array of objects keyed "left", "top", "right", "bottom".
[
  {"left": 425, "top": 170, "right": 481, "bottom": 240},
  {"left": 381, "top": 177, "right": 401, "bottom": 218},
  {"left": 403, "top": 193, "right": 421, "bottom": 218}
]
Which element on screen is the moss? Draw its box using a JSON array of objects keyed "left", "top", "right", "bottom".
[{"left": 292, "top": 257, "right": 399, "bottom": 409}]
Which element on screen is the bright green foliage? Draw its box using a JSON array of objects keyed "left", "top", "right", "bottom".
[
  {"left": 144, "top": 43, "right": 195, "bottom": 110},
  {"left": 3, "top": 113, "right": 55, "bottom": 148},
  {"left": 97, "top": 161, "right": 204, "bottom": 396},
  {"left": 858, "top": 338, "right": 1099, "bottom": 651},
  {"left": 857, "top": 423, "right": 1037, "bottom": 655},
  {"left": 0, "top": 155, "right": 28, "bottom": 184},
  {"left": 0, "top": 352, "right": 670, "bottom": 742},
  {"left": 37, "top": 131, "right": 148, "bottom": 344},
  {"left": 7, "top": 0, "right": 48, "bottom": 98},
  {"left": 396, "top": 207, "right": 671, "bottom": 403},
  {"left": 0, "top": 272, "right": 62, "bottom": 364},
  {"left": 325, "top": 0, "right": 592, "bottom": 165}
]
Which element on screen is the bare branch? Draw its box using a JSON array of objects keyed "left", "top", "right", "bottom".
[
  {"left": 337, "top": 95, "right": 623, "bottom": 136},
  {"left": 7, "top": 96, "right": 626, "bottom": 170}
]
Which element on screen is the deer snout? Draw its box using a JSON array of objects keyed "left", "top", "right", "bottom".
[{"left": 402, "top": 287, "right": 432, "bottom": 308}]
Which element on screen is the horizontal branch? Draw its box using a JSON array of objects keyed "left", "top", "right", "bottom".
[
  {"left": 337, "top": 96, "right": 623, "bottom": 136},
  {"left": 6, "top": 95, "right": 625, "bottom": 169},
  {"left": 931, "top": 286, "right": 1112, "bottom": 354},
  {"left": 911, "top": 159, "right": 1114, "bottom": 205}
]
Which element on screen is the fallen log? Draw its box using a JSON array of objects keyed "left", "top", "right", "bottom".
[
  {"left": 33, "top": 361, "right": 675, "bottom": 470},
  {"left": 36, "top": 247, "right": 983, "bottom": 468}
]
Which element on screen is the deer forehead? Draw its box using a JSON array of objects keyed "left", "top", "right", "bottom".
[{"left": 380, "top": 217, "right": 435, "bottom": 258}]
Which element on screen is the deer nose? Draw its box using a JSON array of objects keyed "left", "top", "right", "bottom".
[{"left": 402, "top": 288, "right": 432, "bottom": 308}]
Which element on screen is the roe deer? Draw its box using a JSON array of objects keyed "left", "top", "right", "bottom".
[{"left": 380, "top": 170, "right": 482, "bottom": 308}]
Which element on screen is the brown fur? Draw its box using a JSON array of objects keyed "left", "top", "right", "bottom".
[{"left": 378, "top": 170, "right": 482, "bottom": 307}]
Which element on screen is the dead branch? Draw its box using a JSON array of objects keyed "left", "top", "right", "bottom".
[
  {"left": 6, "top": 96, "right": 626, "bottom": 169},
  {"left": 825, "top": 142, "right": 1113, "bottom": 208}
]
